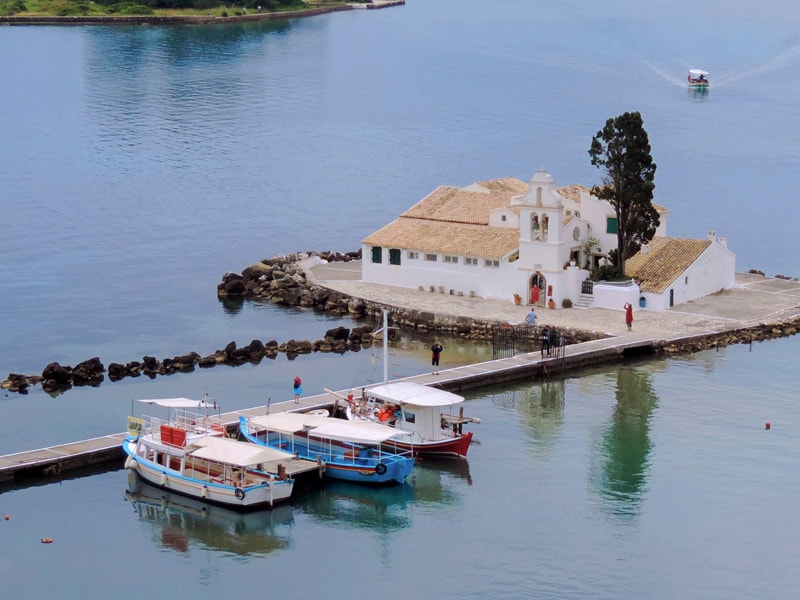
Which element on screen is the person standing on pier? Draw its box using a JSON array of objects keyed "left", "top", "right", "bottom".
[
  {"left": 541, "top": 326, "right": 550, "bottom": 357},
  {"left": 293, "top": 375, "right": 303, "bottom": 403},
  {"left": 431, "top": 342, "right": 443, "bottom": 375},
  {"left": 624, "top": 302, "right": 633, "bottom": 331}
]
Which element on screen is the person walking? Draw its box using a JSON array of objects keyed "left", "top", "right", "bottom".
[
  {"left": 431, "top": 342, "right": 443, "bottom": 375},
  {"left": 293, "top": 375, "right": 303, "bottom": 403},
  {"left": 525, "top": 307, "right": 537, "bottom": 325},
  {"left": 624, "top": 302, "right": 633, "bottom": 331}
]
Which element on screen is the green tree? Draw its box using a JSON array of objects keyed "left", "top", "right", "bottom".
[{"left": 588, "top": 111, "right": 658, "bottom": 276}]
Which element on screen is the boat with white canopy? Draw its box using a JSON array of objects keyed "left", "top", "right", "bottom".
[
  {"left": 333, "top": 310, "right": 479, "bottom": 458},
  {"left": 688, "top": 68, "right": 709, "bottom": 88},
  {"left": 357, "top": 381, "right": 478, "bottom": 458},
  {"left": 239, "top": 412, "right": 414, "bottom": 485},
  {"left": 124, "top": 397, "right": 296, "bottom": 509}
]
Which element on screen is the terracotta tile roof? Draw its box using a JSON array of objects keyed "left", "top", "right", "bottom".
[
  {"left": 401, "top": 185, "right": 520, "bottom": 225},
  {"left": 363, "top": 175, "right": 672, "bottom": 263},
  {"left": 475, "top": 177, "right": 530, "bottom": 194},
  {"left": 363, "top": 218, "right": 519, "bottom": 259},
  {"left": 625, "top": 237, "right": 710, "bottom": 293}
]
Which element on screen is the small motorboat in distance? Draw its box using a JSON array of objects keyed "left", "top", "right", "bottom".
[{"left": 688, "top": 68, "right": 709, "bottom": 88}]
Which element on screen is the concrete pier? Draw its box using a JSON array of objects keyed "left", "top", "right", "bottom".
[
  {"left": 0, "top": 332, "right": 738, "bottom": 484},
  {"left": 2, "top": 268, "right": 799, "bottom": 484}
]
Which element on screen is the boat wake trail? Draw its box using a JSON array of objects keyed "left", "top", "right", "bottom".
[
  {"left": 715, "top": 44, "right": 800, "bottom": 86},
  {"left": 642, "top": 61, "right": 689, "bottom": 87}
]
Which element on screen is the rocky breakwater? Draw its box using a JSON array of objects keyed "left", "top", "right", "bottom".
[
  {"left": 217, "top": 250, "right": 603, "bottom": 344},
  {"left": 658, "top": 320, "right": 800, "bottom": 354},
  {"left": 4, "top": 357, "right": 106, "bottom": 395},
  {"left": 217, "top": 250, "right": 364, "bottom": 314},
  {"left": 1, "top": 324, "right": 379, "bottom": 395}
]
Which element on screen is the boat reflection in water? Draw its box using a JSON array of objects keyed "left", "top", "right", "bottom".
[
  {"left": 688, "top": 86, "right": 710, "bottom": 101},
  {"left": 298, "top": 459, "right": 471, "bottom": 532},
  {"left": 125, "top": 475, "right": 294, "bottom": 556}
]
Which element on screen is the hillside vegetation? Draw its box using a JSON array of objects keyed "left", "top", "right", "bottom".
[{"left": 0, "top": 0, "right": 353, "bottom": 17}]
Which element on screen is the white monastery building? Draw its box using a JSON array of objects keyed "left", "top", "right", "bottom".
[{"left": 361, "top": 168, "right": 736, "bottom": 311}]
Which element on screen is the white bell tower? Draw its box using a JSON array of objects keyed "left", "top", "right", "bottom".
[{"left": 514, "top": 168, "right": 564, "bottom": 256}]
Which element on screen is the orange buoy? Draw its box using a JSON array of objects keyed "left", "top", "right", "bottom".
[
  {"left": 41, "top": 538, "right": 53, "bottom": 544},
  {"left": 765, "top": 422, "right": 771, "bottom": 430}
]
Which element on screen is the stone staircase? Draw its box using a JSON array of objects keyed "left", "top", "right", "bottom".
[{"left": 573, "top": 293, "right": 594, "bottom": 309}]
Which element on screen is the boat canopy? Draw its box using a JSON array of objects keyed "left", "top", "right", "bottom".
[
  {"left": 368, "top": 381, "right": 465, "bottom": 407},
  {"left": 308, "top": 419, "right": 412, "bottom": 444},
  {"left": 248, "top": 412, "right": 330, "bottom": 435},
  {"left": 137, "top": 397, "right": 214, "bottom": 409},
  {"left": 689, "top": 68, "right": 709, "bottom": 77},
  {"left": 188, "top": 436, "right": 293, "bottom": 467}
]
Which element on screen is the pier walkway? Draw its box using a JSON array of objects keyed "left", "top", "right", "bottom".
[
  {"left": 0, "top": 333, "right": 648, "bottom": 484},
  {"left": 3, "top": 267, "right": 800, "bottom": 484}
]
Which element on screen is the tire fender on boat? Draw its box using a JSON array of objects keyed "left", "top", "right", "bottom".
[
  {"left": 235, "top": 487, "right": 245, "bottom": 500},
  {"left": 375, "top": 462, "right": 387, "bottom": 475}
]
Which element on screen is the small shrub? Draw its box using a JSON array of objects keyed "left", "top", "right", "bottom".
[
  {"left": 562, "top": 298, "right": 573, "bottom": 308},
  {"left": 0, "top": 0, "right": 27, "bottom": 15},
  {"left": 593, "top": 264, "right": 621, "bottom": 281}
]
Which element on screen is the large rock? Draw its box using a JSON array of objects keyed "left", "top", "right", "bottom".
[
  {"left": 325, "top": 326, "right": 350, "bottom": 341},
  {"left": 218, "top": 277, "right": 246, "bottom": 297},
  {"left": 42, "top": 362, "right": 72, "bottom": 384}
]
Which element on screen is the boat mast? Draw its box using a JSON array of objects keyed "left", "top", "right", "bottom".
[{"left": 382, "top": 308, "right": 389, "bottom": 384}]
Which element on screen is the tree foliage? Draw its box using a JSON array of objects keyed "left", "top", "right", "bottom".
[{"left": 588, "top": 111, "right": 658, "bottom": 276}]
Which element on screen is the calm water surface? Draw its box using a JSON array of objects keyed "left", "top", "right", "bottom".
[
  {"left": 1, "top": 0, "right": 799, "bottom": 597},
  {"left": 2, "top": 341, "right": 799, "bottom": 598}
]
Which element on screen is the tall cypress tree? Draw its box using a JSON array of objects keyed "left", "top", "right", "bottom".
[{"left": 588, "top": 111, "right": 658, "bottom": 277}]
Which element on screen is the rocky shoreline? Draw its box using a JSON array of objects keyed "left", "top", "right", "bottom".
[
  {"left": 4, "top": 250, "right": 799, "bottom": 396},
  {"left": 0, "top": 1, "right": 407, "bottom": 26},
  {"left": 0, "top": 5, "right": 351, "bottom": 26}
]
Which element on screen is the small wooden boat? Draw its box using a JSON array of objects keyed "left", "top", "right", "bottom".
[
  {"left": 124, "top": 397, "right": 296, "bottom": 510},
  {"left": 239, "top": 412, "right": 415, "bottom": 485},
  {"left": 688, "top": 68, "right": 709, "bottom": 88}
]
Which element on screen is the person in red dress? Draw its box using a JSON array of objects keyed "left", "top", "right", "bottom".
[{"left": 624, "top": 303, "right": 633, "bottom": 331}]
